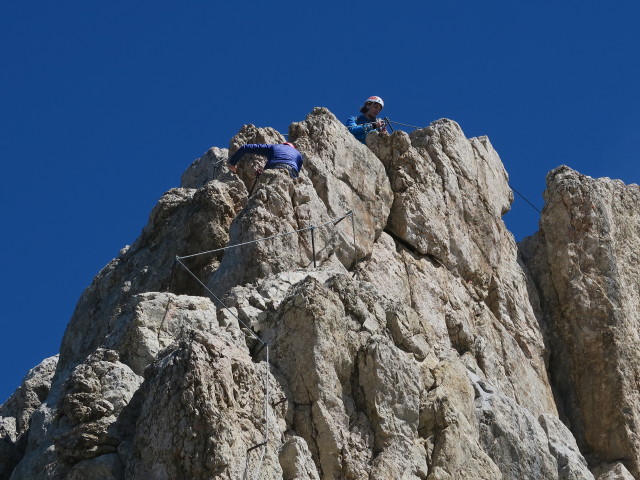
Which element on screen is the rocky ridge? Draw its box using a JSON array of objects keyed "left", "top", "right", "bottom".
[{"left": 1, "top": 107, "right": 639, "bottom": 479}]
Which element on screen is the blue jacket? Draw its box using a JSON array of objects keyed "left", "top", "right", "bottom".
[
  {"left": 345, "top": 114, "right": 383, "bottom": 143},
  {"left": 229, "top": 143, "right": 303, "bottom": 177}
]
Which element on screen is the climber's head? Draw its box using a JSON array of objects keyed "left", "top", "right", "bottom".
[{"left": 360, "top": 96, "right": 384, "bottom": 119}]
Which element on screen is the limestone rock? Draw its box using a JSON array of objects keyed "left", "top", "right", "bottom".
[
  {"left": 522, "top": 166, "right": 640, "bottom": 478},
  {"left": 423, "top": 359, "right": 502, "bottom": 480},
  {"left": 289, "top": 107, "right": 393, "bottom": 261},
  {"left": 207, "top": 122, "right": 360, "bottom": 296},
  {"left": 539, "top": 414, "right": 595, "bottom": 480},
  {"left": 0, "top": 355, "right": 58, "bottom": 438},
  {"left": 125, "top": 329, "right": 286, "bottom": 480},
  {"left": 279, "top": 436, "right": 320, "bottom": 480},
  {"left": 58, "top": 178, "right": 246, "bottom": 376},
  {"left": 207, "top": 168, "right": 350, "bottom": 296},
  {"left": 471, "top": 371, "right": 581, "bottom": 480},
  {"left": 363, "top": 122, "right": 557, "bottom": 423},
  {"left": 6, "top": 109, "right": 629, "bottom": 479},
  {"left": 180, "top": 146, "right": 231, "bottom": 189},
  {"left": 0, "top": 355, "right": 57, "bottom": 480},
  {"left": 268, "top": 273, "right": 438, "bottom": 479},
  {"left": 10, "top": 292, "right": 245, "bottom": 479},
  {"left": 9, "top": 349, "right": 141, "bottom": 480},
  {"left": 53, "top": 349, "right": 142, "bottom": 463},
  {"left": 0, "top": 417, "right": 19, "bottom": 480},
  {"left": 368, "top": 120, "right": 512, "bottom": 279},
  {"left": 102, "top": 292, "right": 226, "bottom": 375},
  {"left": 592, "top": 462, "right": 635, "bottom": 480},
  {"left": 66, "top": 453, "right": 124, "bottom": 480}
]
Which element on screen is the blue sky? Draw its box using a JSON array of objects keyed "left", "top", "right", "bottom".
[{"left": 1, "top": 1, "right": 639, "bottom": 403}]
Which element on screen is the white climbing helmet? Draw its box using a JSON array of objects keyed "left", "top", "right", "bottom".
[{"left": 365, "top": 96, "right": 384, "bottom": 108}]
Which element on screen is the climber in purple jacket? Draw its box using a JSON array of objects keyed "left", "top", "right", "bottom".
[
  {"left": 228, "top": 142, "right": 303, "bottom": 178},
  {"left": 345, "top": 96, "right": 388, "bottom": 143}
]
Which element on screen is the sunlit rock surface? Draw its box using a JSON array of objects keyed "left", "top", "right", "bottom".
[{"left": 3, "top": 109, "right": 637, "bottom": 479}]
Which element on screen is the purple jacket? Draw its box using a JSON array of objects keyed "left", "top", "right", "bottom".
[{"left": 229, "top": 143, "right": 303, "bottom": 177}]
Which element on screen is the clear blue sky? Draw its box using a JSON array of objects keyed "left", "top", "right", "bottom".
[{"left": 2, "top": 1, "right": 639, "bottom": 403}]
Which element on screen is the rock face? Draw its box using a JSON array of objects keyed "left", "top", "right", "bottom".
[
  {"left": 0, "top": 356, "right": 57, "bottom": 479},
  {"left": 2, "top": 108, "right": 638, "bottom": 479},
  {"left": 521, "top": 166, "right": 640, "bottom": 479}
]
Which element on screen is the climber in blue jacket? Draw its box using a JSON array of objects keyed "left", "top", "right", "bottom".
[
  {"left": 345, "top": 96, "right": 388, "bottom": 143},
  {"left": 228, "top": 142, "right": 303, "bottom": 178}
]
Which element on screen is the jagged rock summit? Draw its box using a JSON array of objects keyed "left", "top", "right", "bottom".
[{"left": 2, "top": 107, "right": 639, "bottom": 479}]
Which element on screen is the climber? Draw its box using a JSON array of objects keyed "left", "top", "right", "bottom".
[
  {"left": 345, "top": 96, "right": 388, "bottom": 143},
  {"left": 227, "top": 142, "right": 303, "bottom": 178}
]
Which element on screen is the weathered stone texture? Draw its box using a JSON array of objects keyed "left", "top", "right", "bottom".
[
  {"left": 53, "top": 349, "right": 142, "bottom": 464},
  {"left": 0, "top": 355, "right": 57, "bottom": 480},
  {"left": 180, "top": 146, "right": 230, "bottom": 189},
  {"left": 522, "top": 166, "right": 640, "bottom": 478},
  {"left": 4, "top": 109, "right": 634, "bottom": 480},
  {"left": 58, "top": 177, "right": 247, "bottom": 376},
  {"left": 592, "top": 462, "right": 636, "bottom": 480},
  {"left": 366, "top": 122, "right": 556, "bottom": 419},
  {"left": 289, "top": 107, "right": 393, "bottom": 261},
  {"left": 126, "top": 329, "right": 286, "bottom": 480}
]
